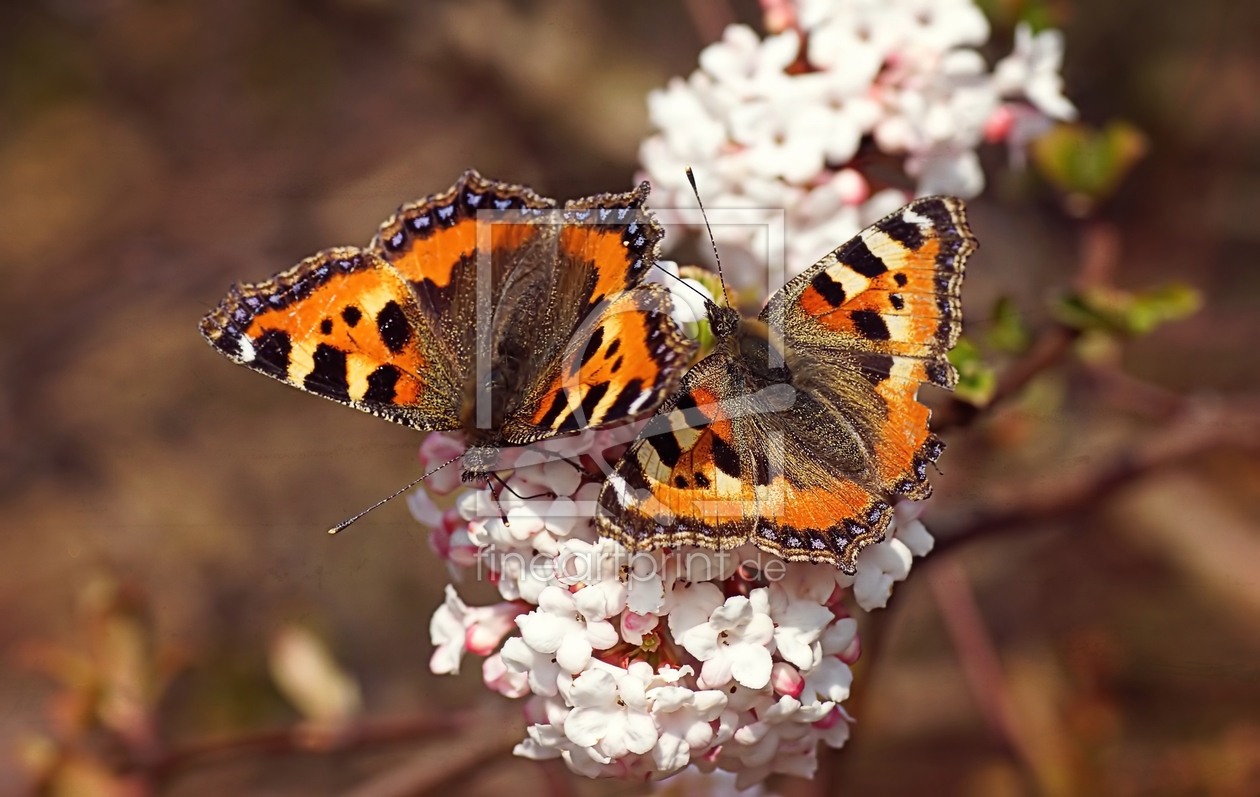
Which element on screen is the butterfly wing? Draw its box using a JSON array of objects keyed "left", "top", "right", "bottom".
[
  {"left": 500, "top": 185, "right": 696, "bottom": 443},
  {"left": 596, "top": 352, "right": 892, "bottom": 573},
  {"left": 200, "top": 247, "right": 462, "bottom": 429},
  {"left": 504, "top": 283, "right": 696, "bottom": 440},
  {"left": 599, "top": 197, "right": 972, "bottom": 571},
  {"left": 205, "top": 171, "right": 695, "bottom": 449},
  {"left": 370, "top": 170, "right": 558, "bottom": 392},
  {"left": 761, "top": 196, "right": 973, "bottom": 500},
  {"left": 596, "top": 354, "right": 766, "bottom": 551}
]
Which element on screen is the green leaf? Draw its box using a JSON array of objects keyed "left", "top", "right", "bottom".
[
  {"left": 1031, "top": 121, "right": 1148, "bottom": 217},
  {"left": 947, "top": 337, "right": 998, "bottom": 407},
  {"left": 1052, "top": 282, "right": 1203, "bottom": 337},
  {"left": 1052, "top": 290, "right": 1121, "bottom": 333},
  {"left": 974, "top": 0, "right": 1063, "bottom": 32},
  {"left": 986, "top": 296, "right": 1033, "bottom": 354},
  {"left": 1126, "top": 283, "right": 1203, "bottom": 335}
]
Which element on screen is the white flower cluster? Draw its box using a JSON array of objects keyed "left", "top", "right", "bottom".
[
  {"left": 413, "top": 428, "right": 935, "bottom": 787},
  {"left": 639, "top": 1, "right": 1076, "bottom": 277}
]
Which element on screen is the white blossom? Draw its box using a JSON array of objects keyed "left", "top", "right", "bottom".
[
  {"left": 994, "top": 23, "right": 1077, "bottom": 121},
  {"left": 853, "top": 537, "right": 915, "bottom": 611},
  {"left": 500, "top": 635, "right": 564, "bottom": 697},
  {"left": 423, "top": 418, "right": 944, "bottom": 786},
  {"left": 648, "top": 684, "right": 728, "bottom": 772},
  {"left": 767, "top": 582, "right": 834, "bottom": 671},
  {"left": 679, "top": 589, "right": 777, "bottom": 690},
  {"left": 726, "top": 694, "right": 832, "bottom": 782},
  {"left": 562, "top": 668, "right": 659, "bottom": 760},
  {"left": 640, "top": 2, "right": 1075, "bottom": 277},
  {"left": 482, "top": 651, "right": 530, "bottom": 698},
  {"left": 516, "top": 585, "right": 619, "bottom": 674},
  {"left": 427, "top": 585, "right": 520, "bottom": 675}
]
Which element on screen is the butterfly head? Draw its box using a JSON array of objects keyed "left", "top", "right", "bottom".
[
  {"left": 460, "top": 445, "right": 502, "bottom": 480},
  {"left": 706, "top": 300, "right": 740, "bottom": 342}
]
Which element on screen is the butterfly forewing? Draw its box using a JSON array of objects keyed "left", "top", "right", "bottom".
[
  {"left": 200, "top": 247, "right": 463, "bottom": 430},
  {"left": 765, "top": 196, "right": 972, "bottom": 500}
]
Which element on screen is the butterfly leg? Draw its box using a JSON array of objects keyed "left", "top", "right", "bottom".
[
  {"left": 488, "top": 471, "right": 554, "bottom": 501},
  {"left": 486, "top": 472, "right": 558, "bottom": 529}
]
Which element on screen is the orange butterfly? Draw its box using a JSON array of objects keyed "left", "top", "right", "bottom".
[
  {"left": 596, "top": 196, "right": 974, "bottom": 573},
  {"left": 201, "top": 171, "right": 696, "bottom": 479}
]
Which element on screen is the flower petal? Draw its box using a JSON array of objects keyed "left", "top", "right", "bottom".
[
  {"left": 555, "top": 633, "right": 594, "bottom": 674},
  {"left": 729, "top": 643, "right": 773, "bottom": 689}
]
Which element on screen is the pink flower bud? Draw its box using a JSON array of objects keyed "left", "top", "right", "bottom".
[
  {"left": 839, "top": 635, "right": 862, "bottom": 665},
  {"left": 465, "top": 603, "right": 525, "bottom": 655},
  {"left": 482, "top": 652, "right": 529, "bottom": 698},
  {"left": 620, "top": 611, "right": 659, "bottom": 645},
  {"left": 428, "top": 526, "right": 452, "bottom": 560},
  {"left": 833, "top": 169, "right": 870, "bottom": 206},
  {"left": 984, "top": 104, "right": 1016, "bottom": 143},
  {"left": 813, "top": 705, "right": 843, "bottom": 731},
  {"left": 771, "top": 661, "right": 805, "bottom": 698},
  {"left": 447, "top": 529, "right": 480, "bottom": 568},
  {"left": 419, "top": 433, "right": 466, "bottom": 495},
  {"left": 522, "top": 695, "right": 549, "bottom": 725}
]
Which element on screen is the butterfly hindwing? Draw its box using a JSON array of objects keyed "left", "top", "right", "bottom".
[
  {"left": 505, "top": 283, "right": 696, "bottom": 442},
  {"left": 199, "top": 247, "right": 462, "bottom": 429},
  {"left": 597, "top": 355, "right": 894, "bottom": 573},
  {"left": 498, "top": 183, "right": 694, "bottom": 442},
  {"left": 764, "top": 196, "right": 973, "bottom": 499},
  {"left": 598, "top": 356, "right": 759, "bottom": 551}
]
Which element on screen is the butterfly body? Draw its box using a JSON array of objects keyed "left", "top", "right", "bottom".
[
  {"left": 596, "top": 196, "right": 974, "bottom": 573},
  {"left": 200, "top": 171, "right": 696, "bottom": 478}
]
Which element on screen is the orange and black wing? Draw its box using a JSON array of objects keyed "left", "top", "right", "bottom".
[
  {"left": 597, "top": 355, "right": 764, "bottom": 552},
  {"left": 763, "top": 196, "right": 973, "bottom": 500},
  {"left": 200, "top": 247, "right": 462, "bottom": 429},
  {"left": 369, "top": 170, "right": 557, "bottom": 386},
  {"left": 501, "top": 184, "right": 695, "bottom": 443},
  {"left": 596, "top": 355, "right": 891, "bottom": 573},
  {"left": 372, "top": 172, "right": 690, "bottom": 444},
  {"left": 504, "top": 283, "right": 695, "bottom": 441}
]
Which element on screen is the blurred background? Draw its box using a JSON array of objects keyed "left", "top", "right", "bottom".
[{"left": 2, "top": 0, "right": 1259, "bottom": 794}]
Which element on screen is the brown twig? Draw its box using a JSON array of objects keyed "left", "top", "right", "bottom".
[
  {"left": 683, "top": 0, "right": 734, "bottom": 43},
  {"left": 150, "top": 711, "right": 477, "bottom": 780},
  {"left": 1086, "top": 363, "right": 1189, "bottom": 420},
  {"left": 932, "top": 399, "right": 1260, "bottom": 554},
  {"left": 926, "top": 558, "right": 1038, "bottom": 781},
  {"left": 933, "top": 324, "right": 1077, "bottom": 432},
  {"left": 336, "top": 711, "right": 523, "bottom": 797}
]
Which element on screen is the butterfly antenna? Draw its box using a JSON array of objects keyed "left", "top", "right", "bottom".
[
  {"left": 685, "top": 167, "right": 733, "bottom": 309},
  {"left": 327, "top": 453, "right": 462, "bottom": 535},
  {"left": 649, "top": 260, "right": 716, "bottom": 306}
]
